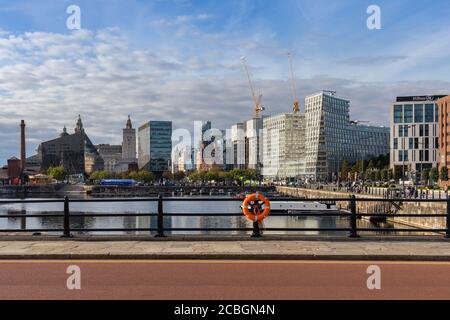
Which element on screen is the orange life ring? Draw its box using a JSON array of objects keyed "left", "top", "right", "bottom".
[{"left": 241, "top": 193, "right": 271, "bottom": 222}]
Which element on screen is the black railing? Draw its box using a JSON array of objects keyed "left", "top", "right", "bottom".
[{"left": 0, "top": 196, "right": 449, "bottom": 238}]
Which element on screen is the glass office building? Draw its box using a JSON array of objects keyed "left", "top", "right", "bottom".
[
  {"left": 305, "top": 91, "right": 389, "bottom": 182},
  {"left": 390, "top": 95, "right": 445, "bottom": 181},
  {"left": 138, "top": 121, "right": 173, "bottom": 173}
]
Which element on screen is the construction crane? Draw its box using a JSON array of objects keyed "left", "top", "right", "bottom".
[
  {"left": 241, "top": 56, "right": 265, "bottom": 118},
  {"left": 287, "top": 52, "right": 300, "bottom": 113}
]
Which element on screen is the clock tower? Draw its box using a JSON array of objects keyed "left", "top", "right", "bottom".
[{"left": 122, "top": 115, "right": 137, "bottom": 162}]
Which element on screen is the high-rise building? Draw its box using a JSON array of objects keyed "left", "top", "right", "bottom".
[
  {"left": 39, "top": 116, "right": 104, "bottom": 175},
  {"left": 262, "top": 113, "right": 306, "bottom": 180},
  {"left": 305, "top": 91, "right": 389, "bottom": 182},
  {"left": 390, "top": 95, "right": 444, "bottom": 181},
  {"left": 138, "top": 121, "right": 172, "bottom": 174}
]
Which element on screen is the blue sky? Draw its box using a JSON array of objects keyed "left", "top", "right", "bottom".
[{"left": 0, "top": 0, "right": 450, "bottom": 163}]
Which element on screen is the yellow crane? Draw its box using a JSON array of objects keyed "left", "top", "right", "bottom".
[
  {"left": 241, "top": 56, "right": 265, "bottom": 118},
  {"left": 288, "top": 52, "right": 300, "bottom": 113}
]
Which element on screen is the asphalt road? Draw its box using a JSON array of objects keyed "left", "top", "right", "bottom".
[{"left": 0, "top": 260, "right": 449, "bottom": 300}]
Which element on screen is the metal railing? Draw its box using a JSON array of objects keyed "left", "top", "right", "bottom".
[{"left": 0, "top": 196, "right": 449, "bottom": 238}]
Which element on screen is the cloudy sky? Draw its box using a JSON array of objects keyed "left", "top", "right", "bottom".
[{"left": 1, "top": 0, "right": 450, "bottom": 163}]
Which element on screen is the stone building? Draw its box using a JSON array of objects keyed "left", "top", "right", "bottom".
[{"left": 39, "top": 116, "right": 104, "bottom": 175}]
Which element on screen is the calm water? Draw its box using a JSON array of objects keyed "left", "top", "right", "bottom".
[{"left": 0, "top": 196, "right": 401, "bottom": 236}]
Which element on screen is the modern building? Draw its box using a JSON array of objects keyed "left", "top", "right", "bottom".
[
  {"left": 262, "top": 113, "right": 306, "bottom": 180},
  {"left": 95, "top": 144, "right": 122, "bottom": 172},
  {"left": 245, "top": 118, "right": 264, "bottom": 170},
  {"left": 437, "top": 96, "right": 450, "bottom": 186},
  {"left": 230, "top": 123, "right": 246, "bottom": 169},
  {"left": 305, "top": 91, "right": 389, "bottom": 182},
  {"left": 39, "top": 116, "right": 104, "bottom": 175},
  {"left": 390, "top": 95, "right": 444, "bottom": 181},
  {"left": 114, "top": 116, "right": 138, "bottom": 173},
  {"left": 138, "top": 121, "right": 172, "bottom": 174}
]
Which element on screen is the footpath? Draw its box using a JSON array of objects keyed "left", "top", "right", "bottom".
[{"left": 0, "top": 236, "right": 449, "bottom": 261}]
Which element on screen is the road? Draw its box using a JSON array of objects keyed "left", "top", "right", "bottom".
[{"left": 0, "top": 260, "right": 449, "bottom": 300}]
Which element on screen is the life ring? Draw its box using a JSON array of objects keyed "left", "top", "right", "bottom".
[{"left": 241, "top": 193, "right": 271, "bottom": 222}]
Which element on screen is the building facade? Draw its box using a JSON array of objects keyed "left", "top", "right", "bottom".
[
  {"left": 305, "top": 91, "right": 389, "bottom": 182},
  {"left": 437, "top": 96, "right": 450, "bottom": 186},
  {"left": 390, "top": 95, "right": 444, "bottom": 181},
  {"left": 262, "top": 113, "right": 306, "bottom": 180},
  {"left": 138, "top": 121, "right": 172, "bottom": 174},
  {"left": 95, "top": 144, "right": 122, "bottom": 172},
  {"left": 39, "top": 116, "right": 104, "bottom": 175}
]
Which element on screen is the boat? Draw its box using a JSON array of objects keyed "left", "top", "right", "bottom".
[{"left": 270, "top": 201, "right": 338, "bottom": 213}]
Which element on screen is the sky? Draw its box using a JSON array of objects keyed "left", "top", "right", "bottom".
[{"left": 1, "top": 0, "right": 450, "bottom": 163}]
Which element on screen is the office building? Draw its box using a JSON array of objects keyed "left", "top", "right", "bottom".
[
  {"left": 138, "top": 121, "right": 172, "bottom": 174},
  {"left": 305, "top": 91, "right": 389, "bottom": 182},
  {"left": 437, "top": 96, "right": 450, "bottom": 186},
  {"left": 96, "top": 144, "right": 122, "bottom": 172},
  {"left": 262, "top": 113, "right": 306, "bottom": 180},
  {"left": 39, "top": 116, "right": 104, "bottom": 175},
  {"left": 391, "top": 95, "right": 444, "bottom": 181}
]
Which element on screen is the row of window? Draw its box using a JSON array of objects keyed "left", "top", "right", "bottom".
[
  {"left": 393, "top": 104, "right": 438, "bottom": 124},
  {"left": 396, "top": 124, "right": 435, "bottom": 138},
  {"left": 398, "top": 150, "right": 433, "bottom": 162},
  {"left": 393, "top": 137, "right": 438, "bottom": 150}
]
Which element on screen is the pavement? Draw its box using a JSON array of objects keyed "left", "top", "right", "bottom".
[
  {"left": 2, "top": 260, "right": 450, "bottom": 299},
  {"left": 0, "top": 238, "right": 450, "bottom": 260}
]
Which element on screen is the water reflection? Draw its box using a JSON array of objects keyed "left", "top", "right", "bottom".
[{"left": 0, "top": 198, "right": 406, "bottom": 236}]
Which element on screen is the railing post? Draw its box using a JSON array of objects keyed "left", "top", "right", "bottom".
[
  {"left": 155, "top": 194, "right": 165, "bottom": 238},
  {"left": 251, "top": 221, "right": 262, "bottom": 238},
  {"left": 349, "top": 195, "right": 359, "bottom": 238},
  {"left": 446, "top": 199, "right": 450, "bottom": 239},
  {"left": 62, "top": 196, "right": 72, "bottom": 238}
]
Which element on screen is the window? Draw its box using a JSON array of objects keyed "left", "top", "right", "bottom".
[
  {"left": 398, "top": 125, "right": 403, "bottom": 137},
  {"left": 425, "top": 104, "right": 434, "bottom": 123},
  {"left": 435, "top": 104, "right": 439, "bottom": 122},
  {"left": 419, "top": 124, "right": 424, "bottom": 137},
  {"left": 404, "top": 105, "right": 413, "bottom": 123},
  {"left": 414, "top": 104, "right": 424, "bottom": 123},
  {"left": 394, "top": 138, "right": 398, "bottom": 150},
  {"left": 398, "top": 151, "right": 403, "bottom": 162},
  {"left": 425, "top": 124, "right": 429, "bottom": 137},
  {"left": 419, "top": 150, "right": 424, "bottom": 162},
  {"left": 436, "top": 137, "right": 439, "bottom": 149},
  {"left": 424, "top": 138, "right": 429, "bottom": 149},
  {"left": 403, "top": 125, "right": 408, "bottom": 137},
  {"left": 394, "top": 105, "right": 403, "bottom": 123},
  {"left": 425, "top": 150, "right": 429, "bottom": 162},
  {"left": 414, "top": 138, "right": 419, "bottom": 149},
  {"left": 404, "top": 151, "right": 409, "bottom": 162},
  {"left": 409, "top": 138, "right": 413, "bottom": 149}
]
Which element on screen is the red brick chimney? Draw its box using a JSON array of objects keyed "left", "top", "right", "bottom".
[{"left": 20, "top": 120, "right": 26, "bottom": 174}]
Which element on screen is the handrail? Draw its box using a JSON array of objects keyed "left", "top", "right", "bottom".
[{"left": 0, "top": 195, "right": 449, "bottom": 238}]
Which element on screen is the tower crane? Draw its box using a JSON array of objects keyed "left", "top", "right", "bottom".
[
  {"left": 288, "top": 52, "right": 300, "bottom": 113},
  {"left": 241, "top": 56, "right": 265, "bottom": 118}
]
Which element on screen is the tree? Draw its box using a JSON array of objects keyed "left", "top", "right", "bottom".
[
  {"left": 173, "top": 171, "right": 186, "bottom": 182},
  {"left": 340, "top": 160, "right": 350, "bottom": 181},
  {"left": 47, "top": 166, "right": 67, "bottom": 181},
  {"left": 162, "top": 171, "right": 173, "bottom": 181},
  {"left": 422, "top": 169, "right": 430, "bottom": 186},
  {"left": 137, "top": 170, "right": 154, "bottom": 183},
  {"left": 430, "top": 167, "right": 439, "bottom": 185},
  {"left": 441, "top": 167, "right": 449, "bottom": 182}
]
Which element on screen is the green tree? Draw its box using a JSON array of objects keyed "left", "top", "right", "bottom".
[
  {"left": 422, "top": 169, "right": 430, "bottom": 186},
  {"left": 47, "top": 166, "right": 67, "bottom": 181},
  {"left": 430, "top": 167, "right": 439, "bottom": 185},
  {"left": 441, "top": 166, "right": 449, "bottom": 182},
  {"left": 340, "top": 160, "right": 350, "bottom": 181},
  {"left": 173, "top": 171, "right": 186, "bottom": 182},
  {"left": 162, "top": 171, "right": 173, "bottom": 181},
  {"left": 137, "top": 170, "right": 154, "bottom": 183}
]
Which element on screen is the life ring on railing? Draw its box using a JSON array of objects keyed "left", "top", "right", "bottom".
[{"left": 241, "top": 193, "right": 271, "bottom": 222}]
